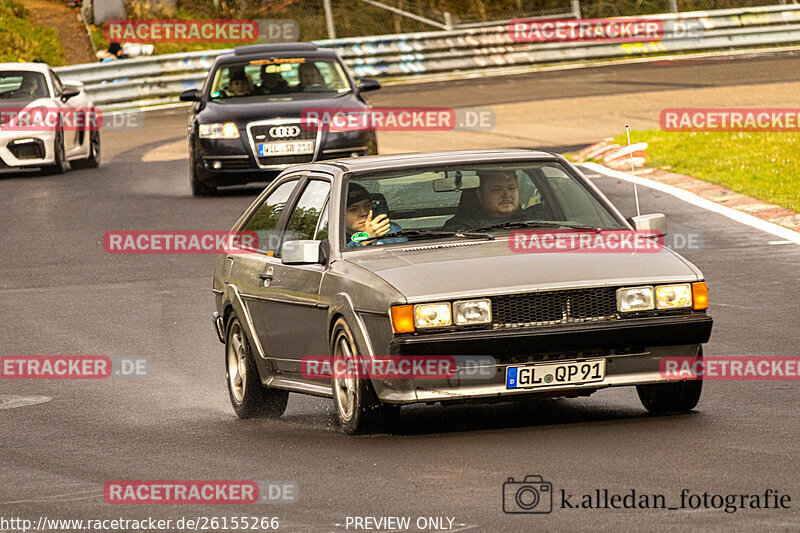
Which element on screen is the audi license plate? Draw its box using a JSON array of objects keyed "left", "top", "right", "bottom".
[
  {"left": 258, "top": 141, "right": 314, "bottom": 156},
  {"left": 506, "top": 360, "right": 605, "bottom": 389}
]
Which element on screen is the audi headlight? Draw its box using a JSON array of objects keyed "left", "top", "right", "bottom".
[
  {"left": 413, "top": 302, "right": 452, "bottom": 328},
  {"left": 199, "top": 122, "right": 239, "bottom": 139},
  {"left": 616, "top": 286, "right": 654, "bottom": 312},
  {"left": 655, "top": 283, "right": 692, "bottom": 309},
  {"left": 453, "top": 299, "right": 491, "bottom": 325}
]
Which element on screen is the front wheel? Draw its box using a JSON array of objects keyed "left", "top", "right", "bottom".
[
  {"left": 330, "top": 318, "right": 399, "bottom": 434},
  {"left": 190, "top": 152, "right": 217, "bottom": 197},
  {"left": 637, "top": 350, "right": 703, "bottom": 414},
  {"left": 226, "top": 316, "right": 288, "bottom": 419},
  {"left": 45, "top": 128, "right": 69, "bottom": 175}
]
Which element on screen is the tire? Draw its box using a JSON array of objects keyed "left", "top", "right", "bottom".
[
  {"left": 190, "top": 151, "right": 216, "bottom": 197},
  {"left": 72, "top": 129, "right": 100, "bottom": 169},
  {"left": 45, "top": 128, "right": 69, "bottom": 175},
  {"left": 637, "top": 349, "right": 703, "bottom": 414},
  {"left": 225, "top": 316, "right": 288, "bottom": 419},
  {"left": 330, "top": 318, "right": 400, "bottom": 434}
]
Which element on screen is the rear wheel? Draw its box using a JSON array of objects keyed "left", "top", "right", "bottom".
[
  {"left": 637, "top": 349, "right": 703, "bottom": 414},
  {"left": 331, "top": 318, "right": 399, "bottom": 434},
  {"left": 225, "top": 316, "right": 288, "bottom": 419},
  {"left": 72, "top": 129, "right": 100, "bottom": 169}
]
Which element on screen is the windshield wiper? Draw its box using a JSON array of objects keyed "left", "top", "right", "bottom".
[
  {"left": 468, "top": 220, "right": 604, "bottom": 232},
  {"left": 358, "top": 229, "right": 494, "bottom": 244}
]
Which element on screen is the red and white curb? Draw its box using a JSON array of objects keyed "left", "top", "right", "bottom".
[{"left": 582, "top": 162, "right": 800, "bottom": 245}]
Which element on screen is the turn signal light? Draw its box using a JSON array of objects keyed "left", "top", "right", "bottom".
[
  {"left": 390, "top": 305, "right": 415, "bottom": 334},
  {"left": 692, "top": 282, "right": 709, "bottom": 310}
]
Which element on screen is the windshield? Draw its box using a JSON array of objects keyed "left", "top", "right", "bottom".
[
  {"left": 342, "top": 162, "right": 626, "bottom": 249},
  {"left": 0, "top": 71, "right": 48, "bottom": 101},
  {"left": 208, "top": 57, "right": 352, "bottom": 101}
]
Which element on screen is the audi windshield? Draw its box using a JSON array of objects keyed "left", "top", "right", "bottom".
[{"left": 208, "top": 58, "right": 352, "bottom": 101}]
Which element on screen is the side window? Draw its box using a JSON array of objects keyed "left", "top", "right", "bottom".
[
  {"left": 314, "top": 201, "right": 329, "bottom": 241},
  {"left": 50, "top": 71, "right": 62, "bottom": 97},
  {"left": 241, "top": 179, "right": 298, "bottom": 253},
  {"left": 283, "top": 180, "right": 331, "bottom": 245}
]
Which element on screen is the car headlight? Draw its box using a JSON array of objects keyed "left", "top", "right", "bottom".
[
  {"left": 413, "top": 302, "right": 452, "bottom": 329},
  {"left": 453, "top": 299, "right": 491, "bottom": 325},
  {"left": 198, "top": 122, "right": 239, "bottom": 139},
  {"left": 655, "top": 283, "right": 692, "bottom": 309},
  {"left": 616, "top": 286, "right": 654, "bottom": 312}
]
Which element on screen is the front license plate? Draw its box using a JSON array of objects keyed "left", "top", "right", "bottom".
[
  {"left": 257, "top": 141, "right": 314, "bottom": 156},
  {"left": 506, "top": 359, "right": 606, "bottom": 389}
]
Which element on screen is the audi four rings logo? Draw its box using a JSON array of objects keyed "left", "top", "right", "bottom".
[{"left": 269, "top": 125, "right": 301, "bottom": 138}]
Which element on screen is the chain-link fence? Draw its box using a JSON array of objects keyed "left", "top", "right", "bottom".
[{"left": 125, "top": 0, "right": 800, "bottom": 40}]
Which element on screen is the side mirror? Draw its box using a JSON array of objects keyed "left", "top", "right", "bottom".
[
  {"left": 357, "top": 78, "right": 381, "bottom": 92},
  {"left": 61, "top": 86, "right": 80, "bottom": 102},
  {"left": 281, "top": 240, "right": 325, "bottom": 265},
  {"left": 179, "top": 89, "right": 200, "bottom": 102},
  {"left": 629, "top": 213, "right": 667, "bottom": 236}
]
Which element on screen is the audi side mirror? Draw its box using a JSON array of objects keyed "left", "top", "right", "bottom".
[{"left": 179, "top": 89, "right": 200, "bottom": 102}]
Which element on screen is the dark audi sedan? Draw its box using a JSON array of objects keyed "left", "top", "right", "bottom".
[
  {"left": 212, "top": 150, "right": 713, "bottom": 434},
  {"left": 180, "top": 43, "right": 380, "bottom": 196}
]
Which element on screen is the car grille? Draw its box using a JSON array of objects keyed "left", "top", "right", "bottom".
[
  {"left": 248, "top": 122, "right": 317, "bottom": 167},
  {"left": 490, "top": 287, "right": 618, "bottom": 329}
]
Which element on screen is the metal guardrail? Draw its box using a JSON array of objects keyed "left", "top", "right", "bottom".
[{"left": 54, "top": 4, "right": 800, "bottom": 110}]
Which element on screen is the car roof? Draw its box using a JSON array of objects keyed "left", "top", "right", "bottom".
[
  {"left": 215, "top": 43, "right": 339, "bottom": 66},
  {"left": 300, "top": 149, "right": 562, "bottom": 174},
  {"left": 0, "top": 62, "right": 51, "bottom": 74}
]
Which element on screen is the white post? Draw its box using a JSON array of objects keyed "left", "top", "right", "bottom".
[
  {"left": 324, "top": 0, "right": 336, "bottom": 39},
  {"left": 668, "top": 0, "right": 678, "bottom": 13},
  {"left": 571, "top": 0, "right": 581, "bottom": 19}
]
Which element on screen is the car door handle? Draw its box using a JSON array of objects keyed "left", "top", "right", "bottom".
[{"left": 259, "top": 266, "right": 274, "bottom": 280}]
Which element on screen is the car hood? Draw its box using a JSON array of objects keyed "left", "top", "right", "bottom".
[
  {"left": 344, "top": 239, "right": 702, "bottom": 302},
  {"left": 197, "top": 92, "right": 365, "bottom": 124}
]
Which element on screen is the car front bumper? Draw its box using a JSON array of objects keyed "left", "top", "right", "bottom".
[
  {"left": 0, "top": 129, "right": 56, "bottom": 168},
  {"left": 373, "top": 314, "right": 712, "bottom": 404}
]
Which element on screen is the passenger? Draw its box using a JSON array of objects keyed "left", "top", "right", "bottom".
[
  {"left": 226, "top": 71, "right": 253, "bottom": 97},
  {"left": 442, "top": 170, "right": 531, "bottom": 231},
  {"left": 345, "top": 183, "right": 406, "bottom": 247},
  {"left": 256, "top": 68, "right": 290, "bottom": 95},
  {"left": 298, "top": 62, "right": 326, "bottom": 90}
]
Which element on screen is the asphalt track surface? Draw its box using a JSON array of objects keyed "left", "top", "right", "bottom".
[{"left": 2, "top": 52, "right": 800, "bottom": 533}]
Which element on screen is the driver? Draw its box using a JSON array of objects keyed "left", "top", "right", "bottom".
[
  {"left": 298, "top": 62, "right": 326, "bottom": 90},
  {"left": 345, "top": 183, "right": 406, "bottom": 247},
  {"left": 442, "top": 170, "right": 531, "bottom": 231},
  {"left": 9, "top": 74, "right": 42, "bottom": 98}
]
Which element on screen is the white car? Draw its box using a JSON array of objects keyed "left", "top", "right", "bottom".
[{"left": 0, "top": 62, "right": 99, "bottom": 173}]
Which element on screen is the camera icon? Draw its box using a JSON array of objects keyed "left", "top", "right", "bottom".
[{"left": 503, "top": 475, "right": 552, "bottom": 514}]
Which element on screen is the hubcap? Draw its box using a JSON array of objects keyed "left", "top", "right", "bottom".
[
  {"left": 333, "top": 334, "right": 356, "bottom": 422},
  {"left": 227, "top": 323, "right": 247, "bottom": 404}
]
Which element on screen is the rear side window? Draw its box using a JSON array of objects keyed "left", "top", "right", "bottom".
[{"left": 241, "top": 179, "right": 298, "bottom": 253}]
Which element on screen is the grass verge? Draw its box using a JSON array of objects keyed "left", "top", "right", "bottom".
[
  {"left": 0, "top": 0, "right": 64, "bottom": 65},
  {"left": 606, "top": 130, "right": 800, "bottom": 213}
]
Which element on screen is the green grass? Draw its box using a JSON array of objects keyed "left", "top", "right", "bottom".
[
  {"left": 608, "top": 130, "right": 800, "bottom": 213},
  {"left": 0, "top": 0, "right": 64, "bottom": 65}
]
